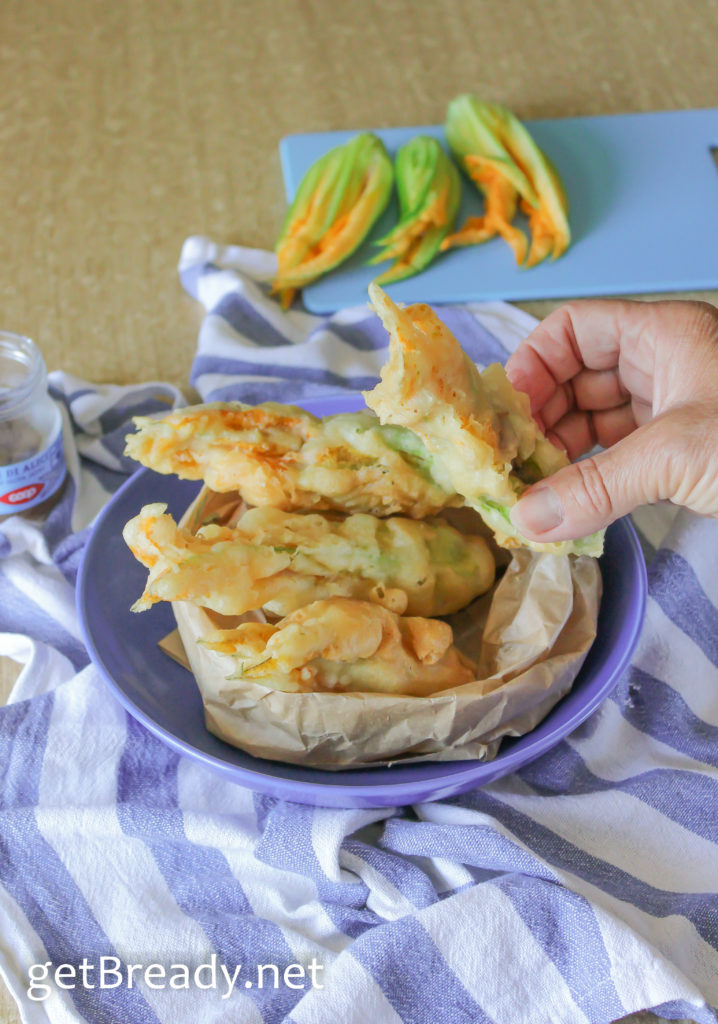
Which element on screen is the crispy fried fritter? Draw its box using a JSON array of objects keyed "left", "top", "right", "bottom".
[
  {"left": 363, "top": 284, "right": 603, "bottom": 556},
  {"left": 124, "top": 402, "right": 459, "bottom": 519},
  {"left": 202, "top": 598, "right": 476, "bottom": 695},
  {"left": 123, "top": 503, "right": 494, "bottom": 618}
]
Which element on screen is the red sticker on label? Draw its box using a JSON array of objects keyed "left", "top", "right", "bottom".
[{"left": 0, "top": 483, "right": 45, "bottom": 505}]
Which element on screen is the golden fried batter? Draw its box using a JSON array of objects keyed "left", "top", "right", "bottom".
[
  {"left": 202, "top": 598, "right": 476, "bottom": 695},
  {"left": 363, "top": 284, "right": 603, "bottom": 556},
  {"left": 123, "top": 503, "right": 494, "bottom": 617},
  {"left": 124, "top": 402, "right": 459, "bottom": 519}
]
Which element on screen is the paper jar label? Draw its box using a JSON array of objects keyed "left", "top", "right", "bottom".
[{"left": 0, "top": 428, "right": 66, "bottom": 511}]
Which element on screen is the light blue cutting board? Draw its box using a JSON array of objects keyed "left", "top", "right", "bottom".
[{"left": 279, "top": 109, "right": 718, "bottom": 313}]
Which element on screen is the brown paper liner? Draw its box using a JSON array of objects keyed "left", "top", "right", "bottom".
[{"left": 167, "top": 487, "right": 601, "bottom": 769}]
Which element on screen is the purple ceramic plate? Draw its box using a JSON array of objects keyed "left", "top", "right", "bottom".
[{"left": 77, "top": 395, "right": 647, "bottom": 808}]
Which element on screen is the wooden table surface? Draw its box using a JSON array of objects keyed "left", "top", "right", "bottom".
[{"left": 1, "top": 0, "right": 716, "bottom": 1020}]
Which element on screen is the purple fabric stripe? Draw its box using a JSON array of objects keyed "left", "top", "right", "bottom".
[
  {"left": 519, "top": 740, "right": 718, "bottom": 843},
  {"left": 495, "top": 874, "right": 625, "bottom": 1021},
  {"left": 48, "top": 384, "right": 95, "bottom": 409},
  {"left": 342, "top": 837, "right": 439, "bottom": 910},
  {"left": 116, "top": 718, "right": 300, "bottom": 1023},
  {"left": 211, "top": 293, "right": 294, "bottom": 348},
  {"left": 350, "top": 914, "right": 495, "bottom": 1024},
  {"left": 202, "top": 380, "right": 352, "bottom": 405},
  {"left": 327, "top": 307, "right": 508, "bottom": 362},
  {"left": 434, "top": 307, "right": 511, "bottom": 366},
  {"left": 36, "top": 477, "right": 77, "bottom": 557},
  {"left": 253, "top": 792, "right": 276, "bottom": 832},
  {"left": 381, "top": 819, "right": 558, "bottom": 883},
  {"left": 97, "top": 393, "right": 176, "bottom": 435},
  {"left": 190, "top": 354, "right": 379, "bottom": 392},
  {"left": 455, "top": 791, "right": 718, "bottom": 952},
  {"left": 318, "top": 318, "right": 390, "bottom": 352},
  {"left": 649, "top": 548, "right": 718, "bottom": 667},
  {"left": 52, "top": 528, "right": 91, "bottom": 586},
  {"left": 0, "top": 696, "right": 162, "bottom": 1024},
  {"left": 80, "top": 456, "right": 130, "bottom": 496},
  {"left": 436, "top": 877, "right": 486, "bottom": 900},
  {"left": 648, "top": 997, "right": 717, "bottom": 1023},
  {"left": 99, "top": 425, "right": 144, "bottom": 470},
  {"left": 610, "top": 667, "right": 718, "bottom": 768},
  {"left": 0, "top": 573, "right": 88, "bottom": 671},
  {"left": 253, "top": 800, "right": 376, "bottom": 939}
]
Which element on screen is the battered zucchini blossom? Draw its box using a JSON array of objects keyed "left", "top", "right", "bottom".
[
  {"left": 363, "top": 284, "right": 602, "bottom": 555},
  {"left": 202, "top": 598, "right": 476, "bottom": 696},
  {"left": 123, "top": 502, "right": 495, "bottom": 618}
]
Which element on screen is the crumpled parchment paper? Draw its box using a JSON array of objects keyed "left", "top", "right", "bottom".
[{"left": 166, "top": 487, "right": 602, "bottom": 769}]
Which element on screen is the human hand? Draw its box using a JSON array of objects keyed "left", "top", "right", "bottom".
[{"left": 505, "top": 299, "right": 718, "bottom": 543}]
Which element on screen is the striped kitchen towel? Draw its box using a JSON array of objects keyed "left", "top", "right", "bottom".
[{"left": 0, "top": 235, "right": 714, "bottom": 1024}]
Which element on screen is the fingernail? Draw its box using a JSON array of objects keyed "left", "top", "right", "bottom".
[{"left": 511, "top": 485, "right": 564, "bottom": 534}]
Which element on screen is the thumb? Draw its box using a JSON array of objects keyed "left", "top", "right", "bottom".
[{"left": 510, "top": 413, "right": 690, "bottom": 542}]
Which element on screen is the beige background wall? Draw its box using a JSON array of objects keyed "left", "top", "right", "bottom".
[{"left": 1, "top": 1, "right": 716, "bottom": 1020}]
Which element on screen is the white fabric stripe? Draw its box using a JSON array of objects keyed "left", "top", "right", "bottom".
[
  {"left": 329, "top": 305, "right": 378, "bottom": 326},
  {"left": 178, "top": 235, "right": 276, "bottom": 282},
  {"left": 177, "top": 763, "right": 349, "bottom": 958},
  {"left": 630, "top": 504, "right": 679, "bottom": 551},
  {"left": 192, "top": 372, "right": 294, "bottom": 396},
  {"left": 558, "top": 866, "right": 718, "bottom": 1007},
  {"left": 663, "top": 508, "right": 718, "bottom": 606},
  {"left": 339, "top": 851, "right": 416, "bottom": 922},
  {"left": 310, "top": 808, "right": 391, "bottom": 885},
  {"left": 634, "top": 597, "right": 718, "bottom": 726},
  {"left": 198, "top": 281, "right": 320, "bottom": 347},
  {"left": 196, "top": 319, "right": 263, "bottom": 352},
  {"left": 289, "top": 950, "right": 404, "bottom": 1024},
  {"left": 62, "top": 382, "right": 179, "bottom": 432},
  {"left": 34, "top": 673, "right": 247, "bottom": 1024},
  {"left": 180, "top": 236, "right": 319, "bottom": 340},
  {"left": 1, "top": 559, "right": 81, "bottom": 642},
  {"left": 0, "top": 889, "right": 80, "bottom": 1024},
  {"left": 0, "top": 634, "right": 75, "bottom": 702},
  {"left": 589, "top": 896, "right": 712, "bottom": 1013},
  {"left": 73, "top": 469, "right": 117, "bottom": 533},
  {"left": 418, "top": 883, "right": 590, "bottom": 1024},
  {"left": 490, "top": 774, "right": 718, "bottom": 893},
  {"left": 176, "top": 758, "right": 260, "bottom": 821},
  {"left": 198, "top": 313, "right": 389, "bottom": 376},
  {"left": 179, "top": 811, "right": 346, "bottom": 960},
  {"left": 76, "top": 436, "right": 125, "bottom": 472},
  {"left": 419, "top": 785, "right": 718, "bottom": 1008},
  {"left": 462, "top": 301, "right": 537, "bottom": 352},
  {"left": 567, "top": 697, "right": 718, "bottom": 781},
  {"left": 55, "top": 401, "right": 95, "bottom": 536},
  {"left": 417, "top": 856, "right": 476, "bottom": 896}
]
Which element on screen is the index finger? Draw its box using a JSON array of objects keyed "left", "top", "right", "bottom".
[{"left": 505, "top": 299, "right": 643, "bottom": 415}]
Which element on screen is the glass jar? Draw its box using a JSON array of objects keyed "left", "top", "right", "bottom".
[{"left": 0, "top": 332, "right": 66, "bottom": 519}]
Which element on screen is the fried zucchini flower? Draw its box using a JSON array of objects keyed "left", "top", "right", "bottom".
[
  {"left": 273, "top": 132, "right": 394, "bottom": 308},
  {"left": 202, "top": 598, "right": 476, "bottom": 696},
  {"left": 441, "top": 94, "right": 570, "bottom": 267},
  {"left": 363, "top": 284, "right": 603, "bottom": 556},
  {"left": 123, "top": 503, "right": 495, "bottom": 618},
  {"left": 124, "top": 403, "right": 459, "bottom": 519},
  {"left": 368, "top": 135, "right": 461, "bottom": 284}
]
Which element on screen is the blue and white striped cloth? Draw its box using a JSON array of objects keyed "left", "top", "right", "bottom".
[{"left": 0, "top": 235, "right": 715, "bottom": 1024}]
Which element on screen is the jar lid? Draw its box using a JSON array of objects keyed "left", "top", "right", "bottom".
[{"left": 0, "top": 332, "right": 47, "bottom": 422}]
